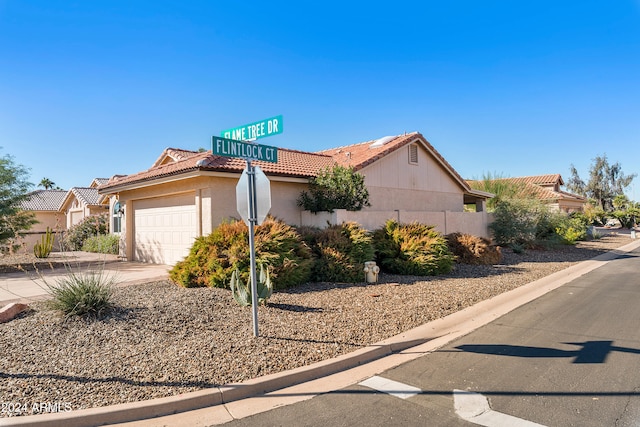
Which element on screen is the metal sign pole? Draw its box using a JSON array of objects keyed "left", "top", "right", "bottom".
[{"left": 246, "top": 160, "right": 260, "bottom": 337}]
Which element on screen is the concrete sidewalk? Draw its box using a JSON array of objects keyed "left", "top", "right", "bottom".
[
  {"left": 0, "top": 251, "right": 170, "bottom": 305},
  {"left": 2, "top": 239, "right": 640, "bottom": 427}
]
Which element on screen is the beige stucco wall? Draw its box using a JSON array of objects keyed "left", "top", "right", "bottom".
[
  {"left": 359, "top": 143, "right": 465, "bottom": 212},
  {"left": 16, "top": 211, "right": 66, "bottom": 253},
  {"left": 107, "top": 144, "right": 488, "bottom": 262},
  {"left": 111, "top": 173, "right": 311, "bottom": 261},
  {"left": 301, "top": 209, "right": 492, "bottom": 238},
  {"left": 298, "top": 141, "right": 488, "bottom": 235}
]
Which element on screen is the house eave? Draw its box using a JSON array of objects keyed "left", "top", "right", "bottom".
[{"left": 99, "top": 169, "right": 310, "bottom": 195}]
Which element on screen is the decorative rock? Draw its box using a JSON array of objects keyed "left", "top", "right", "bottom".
[{"left": 0, "top": 302, "right": 29, "bottom": 323}]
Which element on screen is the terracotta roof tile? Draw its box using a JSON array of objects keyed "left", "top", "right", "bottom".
[
  {"left": 151, "top": 148, "right": 201, "bottom": 168},
  {"left": 467, "top": 176, "right": 585, "bottom": 203},
  {"left": 91, "top": 178, "right": 110, "bottom": 187},
  {"left": 318, "top": 132, "right": 472, "bottom": 192},
  {"left": 503, "top": 174, "right": 564, "bottom": 187},
  {"left": 318, "top": 133, "right": 415, "bottom": 169},
  {"left": 99, "top": 132, "right": 476, "bottom": 195},
  {"left": 99, "top": 147, "right": 335, "bottom": 191}
]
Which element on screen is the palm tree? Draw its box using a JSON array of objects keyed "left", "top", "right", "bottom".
[{"left": 38, "top": 177, "right": 56, "bottom": 190}]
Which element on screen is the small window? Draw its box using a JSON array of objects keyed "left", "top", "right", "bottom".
[
  {"left": 408, "top": 144, "right": 418, "bottom": 164},
  {"left": 113, "top": 202, "right": 122, "bottom": 234}
]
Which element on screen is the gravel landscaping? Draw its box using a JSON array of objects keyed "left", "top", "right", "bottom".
[{"left": 0, "top": 233, "right": 635, "bottom": 417}]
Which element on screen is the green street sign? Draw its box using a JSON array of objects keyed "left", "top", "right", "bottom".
[
  {"left": 221, "top": 115, "right": 283, "bottom": 141},
  {"left": 212, "top": 136, "right": 278, "bottom": 163}
]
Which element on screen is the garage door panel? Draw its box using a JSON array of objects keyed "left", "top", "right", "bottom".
[{"left": 133, "top": 193, "right": 196, "bottom": 265}]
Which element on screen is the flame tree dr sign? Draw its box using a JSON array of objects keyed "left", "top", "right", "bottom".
[{"left": 211, "top": 116, "right": 281, "bottom": 337}]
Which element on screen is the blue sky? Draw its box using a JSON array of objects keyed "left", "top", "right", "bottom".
[{"left": 1, "top": 1, "right": 639, "bottom": 200}]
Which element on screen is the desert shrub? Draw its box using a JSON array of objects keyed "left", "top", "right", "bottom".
[
  {"left": 446, "top": 232, "right": 502, "bottom": 265},
  {"left": 490, "top": 199, "right": 590, "bottom": 249},
  {"left": 553, "top": 215, "right": 588, "bottom": 245},
  {"left": 64, "top": 213, "right": 109, "bottom": 251},
  {"left": 254, "top": 218, "right": 314, "bottom": 288},
  {"left": 489, "top": 199, "right": 550, "bottom": 249},
  {"left": 45, "top": 269, "right": 116, "bottom": 318},
  {"left": 301, "top": 222, "right": 375, "bottom": 283},
  {"left": 373, "top": 220, "right": 454, "bottom": 276},
  {"left": 82, "top": 234, "right": 120, "bottom": 254},
  {"left": 170, "top": 217, "right": 313, "bottom": 289}
]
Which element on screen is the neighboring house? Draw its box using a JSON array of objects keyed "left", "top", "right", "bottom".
[
  {"left": 99, "top": 132, "right": 492, "bottom": 265},
  {"left": 17, "top": 178, "right": 110, "bottom": 253},
  {"left": 467, "top": 174, "right": 586, "bottom": 213},
  {"left": 59, "top": 181, "right": 110, "bottom": 228},
  {"left": 18, "top": 189, "right": 67, "bottom": 251}
]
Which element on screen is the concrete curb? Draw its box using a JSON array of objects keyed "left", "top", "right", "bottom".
[{"left": 3, "top": 239, "right": 639, "bottom": 427}]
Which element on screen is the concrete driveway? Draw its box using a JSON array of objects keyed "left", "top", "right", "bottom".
[{"left": 0, "top": 251, "right": 170, "bottom": 305}]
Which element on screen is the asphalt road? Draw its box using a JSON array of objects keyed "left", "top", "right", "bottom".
[{"left": 223, "top": 245, "right": 640, "bottom": 426}]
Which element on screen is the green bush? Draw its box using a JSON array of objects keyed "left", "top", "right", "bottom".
[
  {"left": 301, "top": 222, "right": 375, "bottom": 283},
  {"left": 490, "top": 199, "right": 591, "bottom": 249},
  {"left": 297, "top": 165, "right": 370, "bottom": 213},
  {"left": 446, "top": 232, "right": 502, "bottom": 265},
  {"left": 553, "top": 215, "right": 588, "bottom": 245},
  {"left": 45, "top": 269, "right": 116, "bottom": 318},
  {"left": 489, "top": 199, "right": 550, "bottom": 249},
  {"left": 64, "top": 213, "right": 109, "bottom": 251},
  {"left": 373, "top": 220, "right": 454, "bottom": 276},
  {"left": 170, "top": 217, "right": 313, "bottom": 289},
  {"left": 82, "top": 234, "right": 120, "bottom": 254}
]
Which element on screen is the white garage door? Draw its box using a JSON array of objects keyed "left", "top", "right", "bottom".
[{"left": 133, "top": 193, "right": 197, "bottom": 265}]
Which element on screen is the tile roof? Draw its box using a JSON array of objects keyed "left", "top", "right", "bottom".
[
  {"left": 90, "top": 178, "right": 110, "bottom": 187},
  {"left": 98, "top": 132, "right": 479, "bottom": 197},
  {"left": 151, "top": 148, "right": 202, "bottom": 168},
  {"left": 318, "top": 133, "right": 416, "bottom": 169},
  {"left": 100, "top": 147, "right": 335, "bottom": 191},
  {"left": 467, "top": 176, "right": 585, "bottom": 203},
  {"left": 318, "top": 132, "right": 473, "bottom": 192},
  {"left": 60, "top": 187, "right": 107, "bottom": 209},
  {"left": 501, "top": 174, "right": 564, "bottom": 188},
  {"left": 71, "top": 187, "right": 105, "bottom": 206},
  {"left": 20, "top": 190, "right": 67, "bottom": 211}
]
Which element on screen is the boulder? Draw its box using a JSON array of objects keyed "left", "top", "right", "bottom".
[{"left": 0, "top": 302, "right": 29, "bottom": 323}]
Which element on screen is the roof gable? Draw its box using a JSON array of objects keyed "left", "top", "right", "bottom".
[
  {"left": 317, "top": 132, "right": 473, "bottom": 193},
  {"left": 90, "top": 178, "right": 110, "bottom": 188},
  {"left": 151, "top": 148, "right": 201, "bottom": 168},
  {"left": 60, "top": 187, "right": 106, "bottom": 210}
]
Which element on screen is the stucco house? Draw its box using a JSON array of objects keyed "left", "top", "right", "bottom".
[
  {"left": 59, "top": 178, "right": 110, "bottom": 228},
  {"left": 16, "top": 179, "right": 110, "bottom": 253},
  {"left": 17, "top": 189, "right": 67, "bottom": 251},
  {"left": 468, "top": 174, "right": 586, "bottom": 213},
  {"left": 99, "top": 132, "right": 492, "bottom": 265}
]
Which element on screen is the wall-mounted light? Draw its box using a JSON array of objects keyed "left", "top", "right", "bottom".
[{"left": 114, "top": 201, "right": 125, "bottom": 218}]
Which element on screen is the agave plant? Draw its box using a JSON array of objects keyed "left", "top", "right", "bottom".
[{"left": 230, "top": 263, "right": 273, "bottom": 306}]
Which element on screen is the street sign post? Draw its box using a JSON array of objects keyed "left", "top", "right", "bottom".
[
  {"left": 221, "top": 115, "right": 283, "bottom": 142},
  {"left": 212, "top": 136, "right": 278, "bottom": 163},
  {"left": 236, "top": 166, "right": 271, "bottom": 226},
  {"left": 213, "top": 116, "right": 282, "bottom": 337}
]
